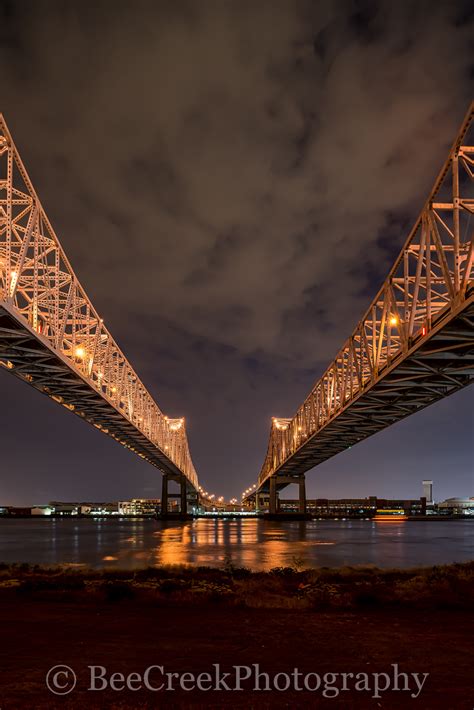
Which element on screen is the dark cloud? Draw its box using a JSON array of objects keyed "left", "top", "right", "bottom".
[{"left": 0, "top": 0, "right": 472, "bottom": 503}]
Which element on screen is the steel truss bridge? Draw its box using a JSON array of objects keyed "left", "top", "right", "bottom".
[
  {"left": 1, "top": 106, "right": 473, "bottom": 517},
  {"left": 247, "top": 103, "right": 474, "bottom": 514},
  {"left": 0, "top": 114, "right": 202, "bottom": 512}
]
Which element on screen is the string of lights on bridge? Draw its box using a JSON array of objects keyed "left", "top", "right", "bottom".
[{"left": 196, "top": 485, "right": 240, "bottom": 507}]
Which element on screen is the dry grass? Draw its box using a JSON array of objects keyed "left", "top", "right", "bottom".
[{"left": 0, "top": 560, "right": 472, "bottom": 610}]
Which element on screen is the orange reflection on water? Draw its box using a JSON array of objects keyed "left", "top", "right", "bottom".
[
  {"left": 149, "top": 519, "right": 338, "bottom": 569},
  {"left": 373, "top": 515, "right": 408, "bottom": 522},
  {"left": 153, "top": 523, "right": 194, "bottom": 566}
]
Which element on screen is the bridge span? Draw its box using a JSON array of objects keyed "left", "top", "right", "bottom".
[
  {"left": 0, "top": 114, "right": 199, "bottom": 512},
  {"left": 246, "top": 103, "right": 474, "bottom": 514}
]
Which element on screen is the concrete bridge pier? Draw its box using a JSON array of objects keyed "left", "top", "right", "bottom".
[
  {"left": 268, "top": 475, "right": 307, "bottom": 517},
  {"left": 180, "top": 476, "right": 188, "bottom": 515},
  {"left": 298, "top": 477, "right": 306, "bottom": 515},
  {"left": 269, "top": 477, "right": 277, "bottom": 515},
  {"left": 161, "top": 474, "right": 169, "bottom": 515},
  {"left": 255, "top": 491, "right": 269, "bottom": 512},
  {"left": 160, "top": 474, "right": 193, "bottom": 519}
]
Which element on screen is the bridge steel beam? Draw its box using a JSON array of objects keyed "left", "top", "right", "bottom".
[
  {"left": 0, "top": 114, "right": 199, "bottom": 495},
  {"left": 247, "top": 103, "right": 474, "bottom": 505}
]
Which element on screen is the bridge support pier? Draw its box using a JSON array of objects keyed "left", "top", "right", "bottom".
[
  {"left": 298, "top": 476, "right": 306, "bottom": 515},
  {"left": 269, "top": 477, "right": 277, "bottom": 515},
  {"left": 161, "top": 474, "right": 169, "bottom": 515},
  {"left": 160, "top": 474, "right": 193, "bottom": 519},
  {"left": 265, "top": 475, "right": 307, "bottom": 517},
  {"left": 180, "top": 476, "right": 188, "bottom": 515}
]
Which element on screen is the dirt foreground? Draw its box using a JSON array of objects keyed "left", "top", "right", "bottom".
[
  {"left": 0, "top": 562, "right": 472, "bottom": 708},
  {"left": 0, "top": 599, "right": 473, "bottom": 709}
]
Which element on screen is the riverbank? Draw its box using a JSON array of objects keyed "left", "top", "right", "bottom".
[
  {"left": 0, "top": 562, "right": 472, "bottom": 708},
  {"left": 1, "top": 560, "right": 473, "bottom": 610}
]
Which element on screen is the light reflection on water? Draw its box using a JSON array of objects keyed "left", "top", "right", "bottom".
[{"left": 0, "top": 518, "right": 472, "bottom": 570}]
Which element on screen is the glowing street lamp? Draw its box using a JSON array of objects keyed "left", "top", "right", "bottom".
[{"left": 74, "top": 346, "right": 86, "bottom": 360}]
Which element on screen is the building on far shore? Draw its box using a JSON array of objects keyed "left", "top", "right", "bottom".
[
  {"left": 423, "top": 480, "right": 434, "bottom": 503},
  {"left": 277, "top": 496, "right": 427, "bottom": 517},
  {"left": 118, "top": 499, "right": 161, "bottom": 515},
  {"left": 1, "top": 487, "right": 473, "bottom": 518},
  {"left": 31, "top": 506, "right": 54, "bottom": 516},
  {"left": 0, "top": 507, "right": 31, "bottom": 516},
  {"left": 437, "top": 498, "right": 474, "bottom": 515},
  {"left": 0, "top": 499, "right": 169, "bottom": 517},
  {"left": 48, "top": 501, "right": 121, "bottom": 516}
]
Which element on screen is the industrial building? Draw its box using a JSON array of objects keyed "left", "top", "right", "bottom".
[{"left": 276, "top": 496, "right": 427, "bottom": 517}]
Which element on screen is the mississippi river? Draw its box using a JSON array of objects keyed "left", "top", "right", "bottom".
[{"left": 0, "top": 517, "right": 472, "bottom": 570}]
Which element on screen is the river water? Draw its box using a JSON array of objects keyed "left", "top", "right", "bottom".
[{"left": 0, "top": 518, "right": 472, "bottom": 570}]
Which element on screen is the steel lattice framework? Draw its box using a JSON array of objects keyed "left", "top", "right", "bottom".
[
  {"left": 0, "top": 115, "right": 198, "bottom": 491},
  {"left": 253, "top": 102, "right": 474, "bottom": 498}
]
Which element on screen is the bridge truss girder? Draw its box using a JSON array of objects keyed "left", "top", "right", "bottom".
[
  {"left": 252, "top": 102, "right": 474, "bottom": 499},
  {"left": 0, "top": 115, "right": 198, "bottom": 491},
  {"left": 257, "top": 294, "right": 473, "bottom": 492}
]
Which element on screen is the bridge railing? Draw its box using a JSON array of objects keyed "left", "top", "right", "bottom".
[
  {"left": 258, "top": 103, "right": 474, "bottom": 487},
  {"left": 0, "top": 115, "right": 198, "bottom": 489}
]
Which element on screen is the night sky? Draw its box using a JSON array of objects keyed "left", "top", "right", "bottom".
[{"left": 0, "top": 0, "right": 473, "bottom": 506}]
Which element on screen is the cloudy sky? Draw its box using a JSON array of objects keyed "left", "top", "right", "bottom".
[{"left": 0, "top": 0, "right": 473, "bottom": 505}]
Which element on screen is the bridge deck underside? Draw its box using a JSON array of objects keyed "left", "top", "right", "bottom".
[
  {"left": 0, "top": 306, "right": 193, "bottom": 488},
  {"left": 260, "top": 295, "right": 474, "bottom": 493}
]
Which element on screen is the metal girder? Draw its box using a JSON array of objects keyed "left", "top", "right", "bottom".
[
  {"left": 253, "top": 102, "right": 474, "bottom": 498},
  {"left": 0, "top": 115, "right": 199, "bottom": 491}
]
